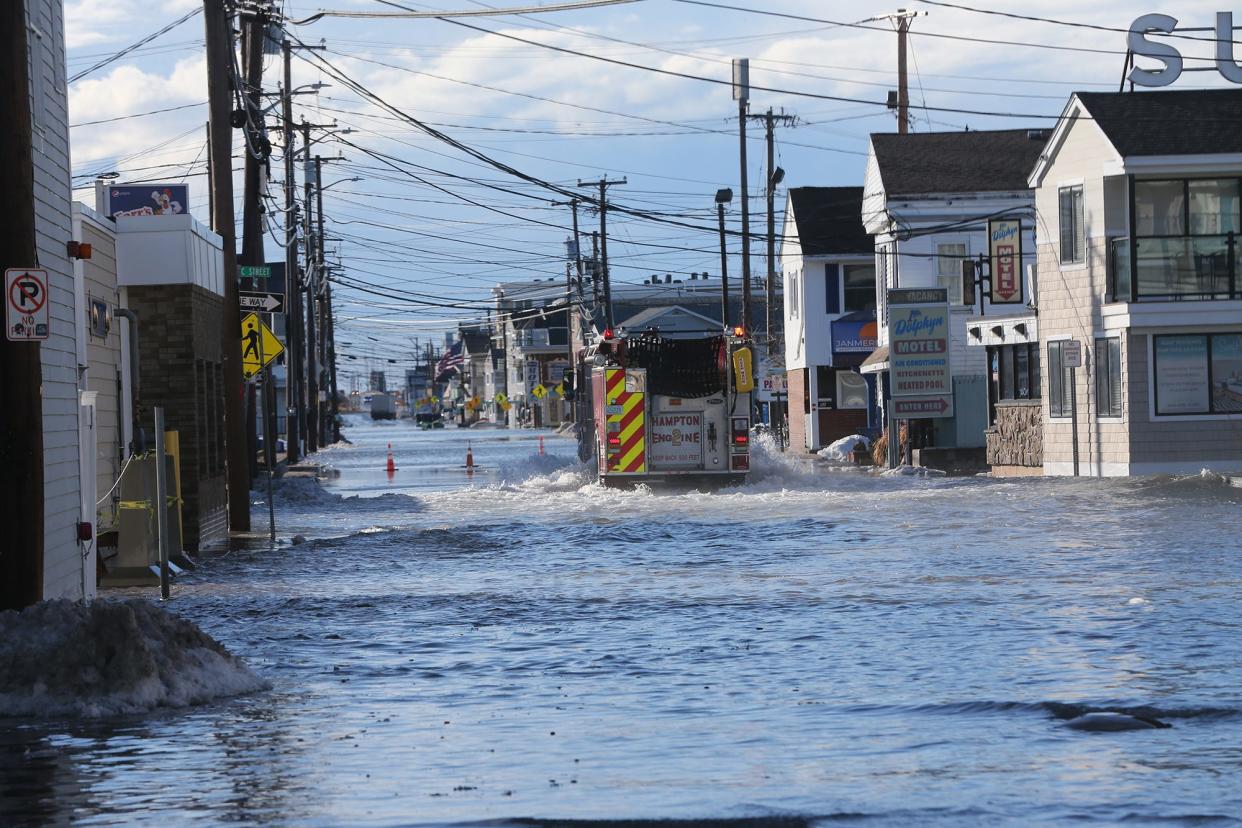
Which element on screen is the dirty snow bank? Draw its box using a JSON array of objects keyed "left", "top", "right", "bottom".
[{"left": 0, "top": 599, "right": 268, "bottom": 718}]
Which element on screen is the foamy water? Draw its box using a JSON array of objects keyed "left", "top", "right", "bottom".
[{"left": 4, "top": 415, "right": 1242, "bottom": 826}]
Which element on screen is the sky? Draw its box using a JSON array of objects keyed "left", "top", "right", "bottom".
[{"left": 63, "top": 0, "right": 1237, "bottom": 379}]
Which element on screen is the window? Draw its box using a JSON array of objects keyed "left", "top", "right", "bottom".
[
  {"left": 1047, "top": 340, "right": 1074, "bottom": 418},
  {"left": 788, "top": 270, "right": 800, "bottom": 318},
  {"left": 824, "top": 265, "right": 840, "bottom": 314},
  {"left": 1094, "top": 337, "right": 1123, "bottom": 417},
  {"left": 1153, "top": 333, "right": 1242, "bottom": 415},
  {"left": 836, "top": 371, "right": 868, "bottom": 409},
  {"left": 1058, "top": 185, "right": 1085, "bottom": 265},
  {"left": 937, "top": 243, "right": 967, "bottom": 304},
  {"left": 986, "top": 343, "right": 1041, "bottom": 423},
  {"left": 843, "top": 264, "right": 876, "bottom": 313}
]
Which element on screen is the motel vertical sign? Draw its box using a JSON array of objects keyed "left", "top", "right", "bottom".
[
  {"left": 887, "top": 288, "right": 953, "bottom": 418},
  {"left": 988, "top": 218, "right": 1023, "bottom": 304}
]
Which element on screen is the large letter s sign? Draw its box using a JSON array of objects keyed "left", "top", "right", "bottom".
[{"left": 1128, "top": 14, "right": 1182, "bottom": 87}]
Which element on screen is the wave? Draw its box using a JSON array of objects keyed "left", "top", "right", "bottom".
[
  {"left": 262, "top": 476, "right": 423, "bottom": 512},
  {"left": 835, "top": 699, "right": 1238, "bottom": 722},
  {"left": 0, "top": 599, "right": 268, "bottom": 718}
]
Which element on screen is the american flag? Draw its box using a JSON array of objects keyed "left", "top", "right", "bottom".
[{"left": 435, "top": 342, "right": 464, "bottom": 381}]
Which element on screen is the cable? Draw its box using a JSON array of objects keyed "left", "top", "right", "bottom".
[
  {"left": 70, "top": 101, "right": 208, "bottom": 129},
  {"left": 290, "top": 0, "right": 641, "bottom": 24},
  {"left": 69, "top": 7, "right": 203, "bottom": 84}
]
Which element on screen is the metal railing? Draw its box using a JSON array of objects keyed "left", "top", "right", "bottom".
[{"left": 1110, "top": 233, "right": 1239, "bottom": 302}]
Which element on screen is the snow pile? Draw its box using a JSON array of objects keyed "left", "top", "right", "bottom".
[
  {"left": 816, "top": 434, "right": 870, "bottom": 464},
  {"left": 0, "top": 599, "right": 268, "bottom": 718}
]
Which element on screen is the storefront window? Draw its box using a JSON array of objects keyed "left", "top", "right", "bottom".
[
  {"left": 986, "top": 343, "right": 1041, "bottom": 424},
  {"left": 1153, "top": 333, "right": 1242, "bottom": 415}
]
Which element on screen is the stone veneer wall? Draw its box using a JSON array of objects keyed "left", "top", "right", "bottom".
[
  {"left": 126, "top": 284, "right": 227, "bottom": 550},
  {"left": 986, "top": 401, "right": 1043, "bottom": 469}
]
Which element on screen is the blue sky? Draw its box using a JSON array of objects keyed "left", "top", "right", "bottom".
[{"left": 64, "top": 0, "right": 1234, "bottom": 374}]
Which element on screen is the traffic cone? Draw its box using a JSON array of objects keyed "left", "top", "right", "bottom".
[
  {"left": 538, "top": 435, "right": 545, "bottom": 456},
  {"left": 386, "top": 443, "right": 396, "bottom": 474},
  {"left": 465, "top": 443, "right": 475, "bottom": 470}
]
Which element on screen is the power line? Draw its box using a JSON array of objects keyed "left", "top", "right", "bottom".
[{"left": 68, "top": 8, "right": 203, "bottom": 84}]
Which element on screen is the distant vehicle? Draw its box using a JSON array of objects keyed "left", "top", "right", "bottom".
[
  {"left": 578, "top": 328, "right": 754, "bottom": 487},
  {"left": 370, "top": 393, "right": 396, "bottom": 420}
]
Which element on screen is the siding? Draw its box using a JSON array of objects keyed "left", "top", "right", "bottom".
[
  {"left": 78, "top": 213, "right": 124, "bottom": 530},
  {"left": 30, "top": 0, "right": 83, "bottom": 598}
]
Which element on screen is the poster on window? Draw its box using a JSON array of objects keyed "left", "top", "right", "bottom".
[
  {"left": 988, "top": 219, "right": 1023, "bottom": 304},
  {"left": 1155, "top": 335, "right": 1210, "bottom": 414},
  {"left": 1212, "top": 334, "right": 1242, "bottom": 413}
]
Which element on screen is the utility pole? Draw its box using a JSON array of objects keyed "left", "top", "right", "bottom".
[
  {"left": 578, "top": 177, "right": 626, "bottom": 331},
  {"left": 733, "top": 58, "right": 753, "bottom": 334},
  {"left": 0, "top": 0, "right": 44, "bottom": 610},
  {"left": 239, "top": 2, "right": 266, "bottom": 487},
  {"left": 882, "top": 9, "right": 921, "bottom": 134},
  {"left": 300, "top": 124, "right": 318, "bottom": 454},
  {"left": 281, "top": 38, "right": 301, "bottom": 464},
  {"left": 204, "top": 0, "right": 250, "bottom": 532},
  {"left": 315, "top": 155, "right": 327, "bottom": 446},
  {"left": 715, "top": 189, "right": 732, "bottom": 329},
  {"left": 747, "top": 108, "right": 796, "bottom": 355}
]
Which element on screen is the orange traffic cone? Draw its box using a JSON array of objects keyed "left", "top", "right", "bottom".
[
  {"left": 386, "top": 443, "right": 396, "bottom": 474},
  {"left": 538, "top": 435, "right": 545, "bottom": 456},
  {"left": 465, "top": 443, "right": 475, "bottom": 470}
]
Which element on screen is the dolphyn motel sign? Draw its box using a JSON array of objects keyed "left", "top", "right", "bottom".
[{"left": 1129, "top": 12, "right": 1242, "bottom": 87}]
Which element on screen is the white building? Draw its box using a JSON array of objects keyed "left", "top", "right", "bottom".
[
  {"left": 862, "top": 129, "right": 1047, "bottom": 465},
  {"left": 1029, "top": 89, "right": 1242, "bottom": 476},
  {"left": 779, "top": 186, "right": 877, "bottom": 453}
]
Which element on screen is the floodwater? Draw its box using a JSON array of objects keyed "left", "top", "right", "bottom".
[{"left": 5, "top": 415, "right": 1242, "bottom": 826}]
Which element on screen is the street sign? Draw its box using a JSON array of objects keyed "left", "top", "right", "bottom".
[
  {"left": 887, "top": 287, "right": 953, "bottom": 419},
  {"left": 240, "top": 265, "right": 272, "bottom": 279},
  {"left": 1064, "top": 339, "right": 1083, "bottom": 368},
  {"left": 5, "top": 268, "right": 50, "bottom": 341},
  {"left": 240, "top": 312, "right": 284, "bottom": 378},
  {"left": 531, "top": 383, "right": 548, "bottom": 400},
  {"left": 239, "top": 291, "right": 283, "bottom": 313}
]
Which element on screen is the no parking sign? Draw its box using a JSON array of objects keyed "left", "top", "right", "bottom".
[{"left": 5, "top": 268, "right": 50, "bottom": 341}]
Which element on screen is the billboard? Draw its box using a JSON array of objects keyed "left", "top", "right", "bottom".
[
  {"left": 104, "top": 183, "right": 189, "bottom": 218},
  {"left": 988, "top": 219, "right": 1023, "bottom": 304},
  {"left": 832, "top": 317, "right": 879, "bottom": 354},
  {"left": 887, "top": 288, "right": 953, "bottom": 419}
]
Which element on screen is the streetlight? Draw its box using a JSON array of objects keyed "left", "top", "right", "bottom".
[{"left": 715, "top": 188, "right": 733, "bottom": 330}]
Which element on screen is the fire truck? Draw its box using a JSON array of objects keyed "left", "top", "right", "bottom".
[{"left": 575, "top": 328, "right": 755, "bottom": 487}]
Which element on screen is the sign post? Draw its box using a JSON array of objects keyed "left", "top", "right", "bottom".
[
  {"left": 887, "top": 288, "right": 953, "bottom": 418},
  {"left": 1064, "top": 339, "right": 1083, "bottom": 477}
]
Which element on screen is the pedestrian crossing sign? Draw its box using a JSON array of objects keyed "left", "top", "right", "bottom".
[
  {"left": 241, "top": 312, "right": 283, "bottom": 378},
  {"left": 531, "top": 383, "right": 548, "bottom": 399}
]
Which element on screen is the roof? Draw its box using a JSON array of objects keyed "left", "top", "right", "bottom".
[
  {"left": 618, "top": 304, "right": 720, "bottom": 331},
  {"left": 786, "top": 187, "right": 871, "bottom": 256},
  {"left": 1075, "top": 89, "right": 1242, "bottom": 157},
  {"left": 870, "top": 129, "right": 1050, "bottom": 196}
]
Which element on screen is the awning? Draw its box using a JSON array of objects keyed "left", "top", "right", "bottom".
[{"left": 859, "top": 344, "right": 889, "bottom": 374}]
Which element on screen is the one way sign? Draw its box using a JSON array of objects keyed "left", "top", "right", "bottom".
[{"left": 239, "top": 291, "right": 283, "bottom": 314}]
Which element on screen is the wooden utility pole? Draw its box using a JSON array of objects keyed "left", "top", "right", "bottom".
[
  {"left": 240, "top": 4, "right": 265, "bottom": 486},
  {"left": 282, "top": 38, "right": 301, "bottom": 464},
  {"left": 300, "top": 125, "right": 318, "bottom": 454},
  {"left": 0, "top": 0, "right": 44, "bottom": 610},
  {"left": 884, "top": 9, "right": 921, "bottom": 134},
  {"left": 577, "top": 178, "right": 625, "bottom": 331},
  {"left": 315, "top": 155, "right": 327, "bottom": 445},
  {"left": 204, "top": 0, "right": 250, "bottom": 532},
  {"left": 747, "top": 108, "right": 796, "bottom": 355}
]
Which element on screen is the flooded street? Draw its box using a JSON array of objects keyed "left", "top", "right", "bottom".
[{"left": 5, "top": 416, "right": 1242, "bottom": 826}]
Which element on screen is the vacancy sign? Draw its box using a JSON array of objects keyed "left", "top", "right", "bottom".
[
  {"left": 6, "top": 268, "right": 50, "bottom": 341},
  {"left": 888, "top": 288, "right": 953, "bottom": 419},
  {"left": 988, "top": 219, "right": 1023, "bottom": 304}
]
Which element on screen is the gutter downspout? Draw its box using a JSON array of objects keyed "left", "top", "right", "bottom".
[{"left": 114, "top": 308, "right": 145, "bottom": 454}]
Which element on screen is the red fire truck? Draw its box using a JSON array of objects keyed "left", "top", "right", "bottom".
[{"left": 575, "top": 328, "right": 755, "bottom": 487}]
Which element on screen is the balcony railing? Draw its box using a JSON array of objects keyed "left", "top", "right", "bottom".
[{"left": 1110, "top": 234, "right": 1240, "bottom": 302}]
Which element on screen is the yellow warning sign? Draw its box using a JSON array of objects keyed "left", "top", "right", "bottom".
[
  {"left": 241, "top": 312, "right": 283, "bottom": 378},
  {"left": 531, "top": 383, "right": 548, "bottom": 400},
  {"left": 553, "top": 381, "right": 565, "bottom": 397}
]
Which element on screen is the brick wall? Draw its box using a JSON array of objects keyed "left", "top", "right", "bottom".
[
  {"left": 127, "top": 284, "right": 227, "bottom": 550},
  {"left": 787, "top": 368, "right": 808, "bottom": 453}
]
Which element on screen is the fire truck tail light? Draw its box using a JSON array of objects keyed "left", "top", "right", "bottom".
[
  {"left": 608, "top": 436, "right": 621, "bottom": 446},
  {"left": 734, "top": 434, "right": 748, "bottom": 445}
]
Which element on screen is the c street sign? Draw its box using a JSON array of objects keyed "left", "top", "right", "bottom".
[
  {"left": 240, "top": 265, "right": 272, "bottom": 279},
  {"left": 239, "top": 291, "right": 283, "bottom": 313}
]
